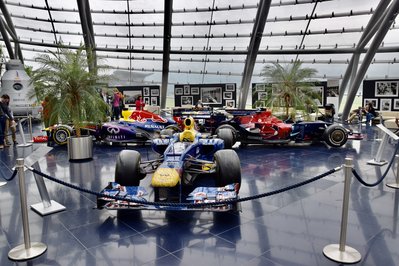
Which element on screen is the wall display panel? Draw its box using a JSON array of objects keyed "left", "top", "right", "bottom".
[
  {"left": 251, "top": 81, "right": 332, "bottom": 108},
  {"left": 114, "top": 85, "right": 160, "bottom": 108},
  {"left": 363, "top": 79, "right": 399, "bottom": 111},
  {"left": 174, "top": 83, "right": 236, "bottom": 108}
]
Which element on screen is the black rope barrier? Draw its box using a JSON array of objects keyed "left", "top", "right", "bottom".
[
  {"left": 30, "top": 166, "right": 339, "bottom": 208},
  {"left": 1, "top": 169, "right": 18, "bottom": 181},
  {"left": 352, "top": 142, "right": 399, "bottom": 187}
]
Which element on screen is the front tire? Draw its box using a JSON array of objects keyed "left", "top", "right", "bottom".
[
  {"left": 323, "top": 125, "right": 348, "bottom": 147},
  {"left": 214, "top": 150, "right": 241, "bottom": 192},
  {"left": 53, "top": 125, "right": 73, "bottom": 145},
  {"left": 115, "top": 150, "right": 145, "bottom": 186}
]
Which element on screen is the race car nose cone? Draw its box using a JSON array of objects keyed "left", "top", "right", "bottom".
[{"left": 152, "top": 168, "right": 180, "bottom": 187}]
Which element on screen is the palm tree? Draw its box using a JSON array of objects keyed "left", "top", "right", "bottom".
[
  {"left": 257, "top": 61, "right": 318, "bottom": 119},
  {"left": 30, "top": 46, "right": 109, "bottom": 137}
]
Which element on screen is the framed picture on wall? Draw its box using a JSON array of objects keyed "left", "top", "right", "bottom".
[
  {"left": 223, "top": 91, "right": 233, "bottom": 100},
  {"left": 181, "top": 96, "right": 193, "bottom": 106},
  {"left": 375, "top": 81, "right": 398, "bottom": 97},
  {"left": 151, "top": 89, "right": 159, "bottom": 96},
  {"left": 258, "top": 92, "right": 267, "bottom": 100},
  {"left": 225, "top": 100, "right": 235, "bottom": 108},
  {"left": 144, "top": 97, "right": 150, "bottom": 105},
  {"left": 380, "top": 99, "right": 391, "bottom": 111},
  {"left": 201, "top": 87, "right": 222, "bottom": 104},
  {"left": 150, "top": 97, "right": 158, "bottom": 106},
  {"left": 394, "top": 99, "right": 399, "bottom": 110},
  {"left": 191, "top": 87, "right": 199, "bottom": 95},
  {"left": 226, "top": 84, "right": 235, "bottom": 91},
  {"left": 184, "top": 85, "right": 190, "bottom": 95},
  {"left": 143, "top": 87, "right": 150, "bottom": 96},
  {"left": 255, "top": 84, "right": 265, "bottom": 92},
  {"left": 364, "top": 98, "right": 378, "bottom": 109},
  {"left": 175, "top": 87, "right": 183, "bottom": 95}
]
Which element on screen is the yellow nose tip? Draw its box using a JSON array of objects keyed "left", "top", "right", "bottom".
[{"left": 151, "top": 168, "right": 180, "bottom": 187}]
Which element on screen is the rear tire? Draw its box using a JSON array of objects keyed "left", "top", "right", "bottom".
[
  {"left": 115, "top": 150, "right": 145, "bottom": 186},
  {"left": 53, "top": 125, "right": 73, "bottom": 145},
  {"left": 323, "top": 125, "right": 348, "bottom": 147},
  {"left": 214, "top": 150, "right": 241, "bottom": 192}
]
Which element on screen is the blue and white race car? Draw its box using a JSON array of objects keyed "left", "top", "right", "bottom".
[{"left": 97, "top": 117, "right": 241, "bottom": 212}]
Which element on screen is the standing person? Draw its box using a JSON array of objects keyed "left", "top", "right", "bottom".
[
  {"left": 4, "top": 103, "right": 17, "bottom": 145},
  {"left": 0, "top": 94, "right": 15, "bottom": 149},
  {"left": 365, "top": 101, "right": 377, "bottom": 125},
  {"left": 135, "top": 95, "right": 145, "bottom": 111},
  {"left": 112, "top": 88, "right": 122, "bottom": 120}
]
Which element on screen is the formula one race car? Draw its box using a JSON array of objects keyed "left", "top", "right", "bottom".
[
  {"left": 45, "top": 110, "right": 177, "bottom": 146},
  {"left": 97, "top": 117, "right": 242, "bottom": 212},
  {"left": 214, "top": 109, "right": 348, "bottom": 148}
]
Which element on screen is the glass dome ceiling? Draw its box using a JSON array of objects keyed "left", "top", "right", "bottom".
[{"left": 0, "top": 0, "right": 398, "bottom": 108}]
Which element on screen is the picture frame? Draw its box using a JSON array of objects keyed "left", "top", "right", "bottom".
[
  {"left": 123, "top": 90, "right": 142, "bottom": 105},
  {"left": 181, "top": 96, "right": 193, "bottom": 106},
  {"left": 375, "top": 81, "right": 398, "bottom": 97},
  {"left": 380, "top": 98, "right": 391, "bottom": 111},
  {"left": 226, "top": 84, "right": 235, "bottom": 91},
  {"left": 184, "top": 85, "right": 190, "bottom": 95},
  {"left": 191, "top": 87, "right": 199, "bottom": 95},
  {"left": 151, "top": 89, "right": 159, "bottom": 96},
  {"left": 150, "top": 97, "right": 158, "bottom": 106},
  {"left": 175, "top": 87, "right": 183, "bottom": 95},
  {"left": 258, "top": 92, "right": 267, "bottom": 101},
  {"left": 223, "top": 91, "right": 233, "bottom": 100},
  {"left": 201, "top": 87, "right": 222, "bottom": 104},
  {"left": 143, "top": 87, "right": 150, "bottom": 96},
  {"left": 255, "top": 84, "right": 265, "bottom": 92},
  {"left": 225, "top": 100, "right": 235, "bottom": 108},
  {"left": 363, "top": 98, "right": 378, "bottom": 109},
  {"left": 394, "top": 99, "right": 399, "bottom": 110},
  {"left": 144, "top": 97, "right": 150, "bottom": 105}
]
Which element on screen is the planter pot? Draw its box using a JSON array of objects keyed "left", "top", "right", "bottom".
[{"left": 67, "top": 135, "right": 93, "bottom": 161}]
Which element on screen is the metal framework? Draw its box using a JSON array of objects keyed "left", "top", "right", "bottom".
[
  {"left": 0, "top": 0, "right": 23, "bottom": 62},
  {"left": 238, "top": 0, "right": 272, "bottom": 108},
  {"left": 341, "top": 0, "right": 399, "bottom": 120},
  {"left": 160, "top": 0, "right": 173, "bottom": 109},
  {"left": 76, "top": 0, "right": 96, "bottom": 71}
]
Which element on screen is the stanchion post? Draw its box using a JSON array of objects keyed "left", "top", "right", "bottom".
[
  {"left": 386, "top": 154, "right": 399, "bottom": 189},
  {"left": 8, "top": 158, "right": 47, "bottom": 261},
  {"left": 323, "top": 158, "right": 362, "bottom": 264}
]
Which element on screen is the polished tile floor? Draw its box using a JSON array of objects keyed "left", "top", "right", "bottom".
[{"left": 0, "top": 123, "right": 398, "bottom": 266}]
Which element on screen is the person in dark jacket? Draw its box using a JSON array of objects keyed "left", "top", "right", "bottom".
[{"left": 0, "top": 94, "right": 15, "bottom": 149}]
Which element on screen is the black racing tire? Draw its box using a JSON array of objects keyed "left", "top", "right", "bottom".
[
  {"left": 115, "top": 150, "right": 145, "bottom": 186},
  {"left": 53, "top": 125, "right": 73, "bottom": 145},
  {"left": 217, "top": 128, "right": 234, "bottom": 149},
  {"left": 323, "top": 125, "right": 348, "bottom": 147},
  {"left": 214, "top": 150, "right": 241, "bottom": 192}
]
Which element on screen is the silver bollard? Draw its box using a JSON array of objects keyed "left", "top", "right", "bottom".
[
  {"left": 386, "top": 154, "right": 399, "bottom": 189},
  {"left": 8, "top": 158, "right": 47, "bottom": 261},
  {"left": 323, "top": 158, "right": 362, "bottom": 264}
]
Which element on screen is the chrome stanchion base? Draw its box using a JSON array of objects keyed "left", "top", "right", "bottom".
[
  {"left": 31, "top": 200, "right": 66, "bottom": 216},
  {"left": 17, "top": 143, "right": 33, "bottom": 147},
  {"left": 0, "top": 181, "right": 6, "bottom": 187},
  {"left": 8, "top": 242, "right": 47, "bottom": 261},
  {"left": 323, "top": 244, "right": 361, "bottom": 264},
  {"left": 367, "top": 159, "right": 388, "bottom": 166},
  {"left": 386, "top": 183, "right": 399, "bottom": 189}
]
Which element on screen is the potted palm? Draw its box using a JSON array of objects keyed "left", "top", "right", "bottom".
[
  {"left": 256, "top": 61, "right": 319, "bottom": 120},
  {"left": 30, "top": 46, "right": 108, "bottom": 160}
]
